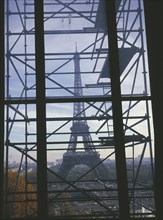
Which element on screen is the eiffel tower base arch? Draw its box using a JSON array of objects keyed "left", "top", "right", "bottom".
[{"left": 57, "top": 151, "right": 108, "bottom": 181}]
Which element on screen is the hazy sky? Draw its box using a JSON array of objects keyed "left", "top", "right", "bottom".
[{"left": 5, "top": 0, "right": 153, "bottom": 163}]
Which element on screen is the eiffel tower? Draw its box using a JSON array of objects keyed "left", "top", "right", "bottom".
[{"left": 58, "top": 49, "right": 107, "bottom": 180}]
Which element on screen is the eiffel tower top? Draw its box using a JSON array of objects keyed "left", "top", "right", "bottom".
[{"left": 74, "top": 42, "right": 80, "bottom": 58}]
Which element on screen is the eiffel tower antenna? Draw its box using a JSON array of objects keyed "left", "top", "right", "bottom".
[{"left": 75, "top": 42, "right": 78, "bottom": 52}]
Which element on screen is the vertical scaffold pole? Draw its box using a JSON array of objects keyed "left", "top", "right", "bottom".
[
  {"left": 0, "top": 0, "right": 5, "bottom": 219},
  {"left": 35, "top": 0, "right": 48, "bottom": 218},
  {"left": 143, "top": 1, "right": 163, "bottom": 219},
  {"left": 105, "top": 1, "right": 130, "bottom": 219}
]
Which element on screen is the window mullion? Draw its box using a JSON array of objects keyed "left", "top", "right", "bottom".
[{"left": 35, "top": 0, "right": 48, "bottom": 218}]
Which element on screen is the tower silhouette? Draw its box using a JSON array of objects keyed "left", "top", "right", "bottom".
[
  {"left": 68, "top": 51, "right": 95, "bottom": 152},
  {"left": 58, "top": 51, "right": 107, "bottom": 180}
]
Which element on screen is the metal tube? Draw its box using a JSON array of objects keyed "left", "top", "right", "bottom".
[
  {"left": 0, "top": 0, "right": 5, "bottom": 218},
  {"left": 143, "top": 0, "right": 163, "bottom": 219},
  {"left": 105, "top": 0, "right": 130, "bottom": 218},
  {"left": 34, "top": 0, "right": 48, "bottom": 218}
]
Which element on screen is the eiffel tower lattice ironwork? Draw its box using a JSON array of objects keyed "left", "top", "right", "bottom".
[{"left": 58, "top": 51, "right": 108, "bottom": 180}]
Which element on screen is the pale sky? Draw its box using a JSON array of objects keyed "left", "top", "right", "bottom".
[{"left": 5, "top": 0, "right": 154, "bottom": 164}]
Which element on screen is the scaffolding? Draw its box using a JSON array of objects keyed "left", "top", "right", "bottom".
[{"left": 2, "top": 0, "right": 156, "bottom": 219}]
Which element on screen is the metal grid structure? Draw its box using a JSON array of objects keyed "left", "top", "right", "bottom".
[{"left": 0, "top": 0, "right": 162, "bottom": 219}]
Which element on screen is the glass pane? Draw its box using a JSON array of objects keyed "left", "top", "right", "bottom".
[
  {"left": 5, "top": 104, "right": 37, "bottom": 218},
  {"left": 115, "top": 0, "right": 155, "bottom": 217},
  {"left": 5, "top": 0, "right": 36, "bottom": 100}
]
